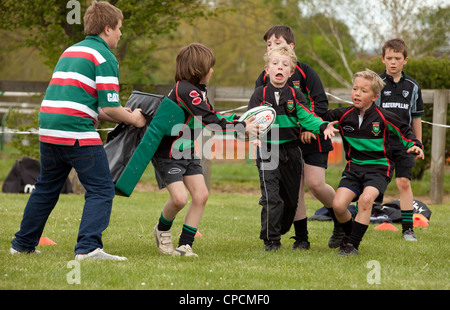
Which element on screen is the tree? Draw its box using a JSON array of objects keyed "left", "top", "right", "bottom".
[
  {"left": 297, "top": 0, "right": 449, "bottom": 84},
  {"left": 0, "top": 0, "right": 218, "bottom": 83}
]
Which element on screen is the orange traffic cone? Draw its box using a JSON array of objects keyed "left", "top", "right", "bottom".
[
  {"left": 374, "top": 222, "right": 398, "bottom": 231},
  {"left": 38, "top": 237, "right": 57, "bottom": 246},
  {"left": 413, "top": 214, "right": 429, "bottom": 227}
]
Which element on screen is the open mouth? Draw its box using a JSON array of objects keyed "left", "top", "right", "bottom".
[{"left": 276, "top": 73, "right": 284, "bottom": 78}]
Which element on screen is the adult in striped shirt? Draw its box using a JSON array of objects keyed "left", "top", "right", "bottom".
[{"left": 11, "top": 1, "right": 145, "bottom": 261}]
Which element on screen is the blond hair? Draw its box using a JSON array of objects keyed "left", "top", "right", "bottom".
[
  {"left": 84, "top": 1, "right": 123, "bottom": 36},
  {"left": 264, "top": 44, "right": 297, "bottom": 71},
  {"left": 353, "top": 69, "right": 386, "bottom": 94},
  {"left": 174, "top": 43, "right": 216, "bottom": 84}
]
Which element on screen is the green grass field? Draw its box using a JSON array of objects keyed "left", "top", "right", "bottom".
[{"left": 1, "top": 156, "right": 449, "bottom": 291}]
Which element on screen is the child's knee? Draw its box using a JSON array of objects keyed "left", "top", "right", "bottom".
[
  {"left": 357, "top": 195, "right": 374, "bottom": 213},
  {"left": 396, "top": 177, "right": 411, "bottom": 192},
  {"left": 332, "top": 200, "right": 347, "bottom": 214},
  {"left": 172, "top": 193, "right": 189, "bottom": 209},
  {"left": 193, "top": 188, "right": 209, "bottom": 206}
]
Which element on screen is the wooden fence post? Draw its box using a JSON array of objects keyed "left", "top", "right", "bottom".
[{"left": 429, "top": 89, "right": 449, "bottom": 204}]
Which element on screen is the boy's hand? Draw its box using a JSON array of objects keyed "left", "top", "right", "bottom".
[
  {"left": 244, "top": 116, "right": 262, "bottom": 139},
  {"left": 407, "top": 146, "right": 425, "bottom": 160},
  {"left": 300, "top": 131, "right": 316, "bottom": 144},
  {"left": 131, "top": 108, "right": 146, "bottom": 128},
  {"left": 323, "top": 121, "right": 339, "bottom": 140}
]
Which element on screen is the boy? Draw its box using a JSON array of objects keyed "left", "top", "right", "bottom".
[
  {"left": 249, "top": 44, "right": 338, "bottom": 251},
  {"left": 152, "top": 43, "right": 260, "bottom": 257},
  {"left": 10, "top": 1, "right": 146, "bottom": 260},
  {"left": 375, "top": 38, "right": 424, "bottom": 241},
  {"left": 322, "top": 69, "right": 424, "bottom": 255},
  {"left": 255, "top": 25, "right": 342, "bottom": 249}
]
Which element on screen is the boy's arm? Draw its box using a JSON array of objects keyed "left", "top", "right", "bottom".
[
  {"left": 384, "top": 109, "right": 423, "bottom": 150},
  {"left": 412, "top": 117, "right": 422, "bottom": 142},
  {"left": 294, "top": 90, "right": 328, "bottom": 135},
  {"left": 177, "top": 84, "right": 245, "bottom": 133},
  {"left": 101, "top": 106, "right": 146, "bottom": 128}
]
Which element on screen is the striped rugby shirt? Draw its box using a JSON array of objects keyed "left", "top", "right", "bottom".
[
  {"left": 39, "top": 35, "right": 121, "bottom": 146},
  {"left": 155, "top": 80, "right": 245, "bottom": 158},
  {"left": 255, "top": 61, "right": 333, "bottom": 154},
  {"left": 248, "top": 83, "right": 329, "bottom": 145},
  {"left": 322, "top": 103, "right": 423, "bottom": 178}
]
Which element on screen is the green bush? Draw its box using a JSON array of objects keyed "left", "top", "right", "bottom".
[{"left": 3, "top": 108, "right": 40, "bottom": 160}]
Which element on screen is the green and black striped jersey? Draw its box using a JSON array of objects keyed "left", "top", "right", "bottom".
[
  {"left": 248, "top": 83, "right": 329, "bottom": 145},
  {"left": 322, "top": 103, "right": 423, "bottom": 178}
]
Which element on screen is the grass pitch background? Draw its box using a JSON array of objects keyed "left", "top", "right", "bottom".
[{"left": 0, "top": 156, "right": 449, "bottom": 290}]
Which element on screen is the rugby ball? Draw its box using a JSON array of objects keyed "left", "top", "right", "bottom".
[{"left": 235, "top": 106, "right": 276, "bottom": 141}]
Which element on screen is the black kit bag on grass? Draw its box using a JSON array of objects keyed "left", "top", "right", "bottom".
[
  {"left": 372, "top": 199, "right": 432, "bottom": 223},
  {"left": 2, "top": 156, "right": 72, "bottom": 194}
]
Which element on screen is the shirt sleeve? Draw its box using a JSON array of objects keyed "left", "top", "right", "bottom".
[
  {"left": 177, "top": 83, "right": 245, "bottom": 133},
  {"left": 294, "top": 89, "right": 328, "bottom": 135},
  {"left": 384, "top": 109, "right": 423, "bottom": 149},
  {"left": 96, "top": 59, "right": 121, "bottom": 108},
  {"left": 411, "top": 84, "right": 424, "bottom": 118}
]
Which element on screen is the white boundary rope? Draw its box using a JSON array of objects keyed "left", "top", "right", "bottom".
[{"left": 1, "top": 91, "right": 449, "bottom": 134}]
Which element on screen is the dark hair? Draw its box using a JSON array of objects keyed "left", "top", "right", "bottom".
[
  {"left": 174, "top": 43, "right": 216, "bottom": 84},
  {"left": 84, "top": 1, "right": 123, "bottom": 36},
  {"left": 382, "top": 38, "right": 408, "bottom": 58},
  {"left": 263, "top": 25, "right": 295, "bottom": 45}
]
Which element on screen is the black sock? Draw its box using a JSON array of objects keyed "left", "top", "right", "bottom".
[
  {"left": 293, "top": 218, "right": 308, "bottom": 241},
  {"left": 179, "top": 224, "right": 197, "bottom": 247},
  {"left": 326, "top": 207, "right": 339, "bottom": 224},
  {"left": 401, "top": 210, "right": 414, "bottom": 232},
  {"left": 158, "top": 212, "right": 175, "bottom": 231},
  {"left": 348, "top": 221, "right": 368, "bottom": 249},
  {"left": 342, "top": 219, "right": 353, "bottom": 236}
]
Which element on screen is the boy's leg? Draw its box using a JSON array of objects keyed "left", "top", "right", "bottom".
[
  {"left": 396, "top": 176, "right": 417, "bottom": 241},
  {"left": 155, "top": 181, "right": 187, "bottom": 255},
  {"left": 338, "top": 186, "right": 378, "bottom": 256},
  {"left": 332, "top": 187, "right": 356, "bottom": 237},
  {"left": 179, "top": 174, "right": 209, "bottom": 248},
  {"left": 302, "top": 162, "right": 342, "bottom": 248},
  {"left": 162, "top": 181, "right": 189, "bottom": 222},
  {"left": 257, "top": 162, "right": 283, "bottom": 250},
  {"left": 393, "top": 151, "right": 417, "bottom": 240},
  {"left": 293, "top": 177, "right": 309, "bottom": 250},
  {"left": 304, "top": 163, "right": 336, "bottom": 210},
  {"left": 11, "top": 143, "right": 70, "bottom": 253},
  {"left": 72, "top": 145, "right": 116, "bottom": 255}
]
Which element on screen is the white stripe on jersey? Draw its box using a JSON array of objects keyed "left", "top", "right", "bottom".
[
  {"left": 64, "top": 46, "right": 107, "bottom": 64},
  {"left": 96, "top": 76, "right": 119, "bottom": 85},
  {"left": 41, "top": 100, "right": 99, "bottom": 119},
  {"left": 52, "top": 71, "right": 96, "bottom": 89},
  {"left": 39, "top": 128, "right": 100, "bottom": 139}
]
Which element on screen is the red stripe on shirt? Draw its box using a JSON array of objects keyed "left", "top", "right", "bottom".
[
  {"left": 39, "top": 106, "right": 97, "bottom": 124},
  {"left": 39, "top": 135, "right": 102, "bottom": 146},
  {"left": 49, "top": 78, "right": 98, "bottom": 97},
  {"left": 96, "top": 83, "right": 119, "bottom": 92},
  {"left": 60, "top": 51, "right": 101, "bottom": 66}
]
